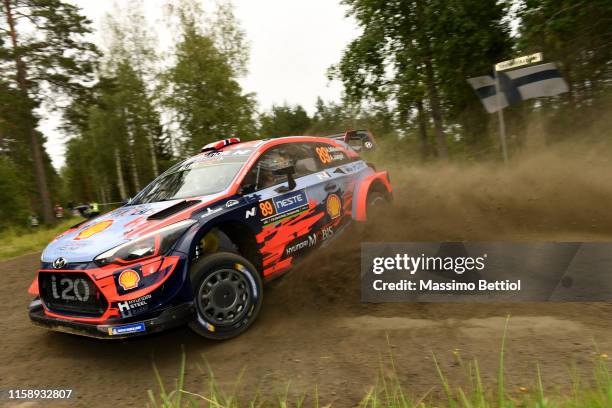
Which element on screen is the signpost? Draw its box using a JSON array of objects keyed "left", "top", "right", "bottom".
[
  {"left": 495, "top": 52, "right": 543, "bottom": 72},
  {"left": 493, "top": 52, "right": 543, "bottom": 163}
]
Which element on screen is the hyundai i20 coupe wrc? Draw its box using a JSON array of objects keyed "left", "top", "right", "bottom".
[{"left": 28, "top": 130, "right": 392, "bottom": 340}]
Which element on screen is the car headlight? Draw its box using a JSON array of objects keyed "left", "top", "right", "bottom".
[{"left": 94, "top": 219, "right": 196, "bottom": 266}]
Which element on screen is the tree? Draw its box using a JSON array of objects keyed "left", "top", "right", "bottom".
[
  {"left": 63, "top": 63, "right": 172, "bottom": 204},
  {"left": 0, "top": 155, "right": 29, "bottom": 226},
  {"left": 161, "top": 2, "right": 255, "bottom": 154},
  {"left": 259, "top": 104, "right": 312, "bottom": 137},
  {"left": 62, "top": 1, "right": 174, "bottom": 204},
  {"left": 517, "top": 0, "right": 612, "bottom": 138},
  {"left": 103, "top": 1, "right": 162, "bottom": 178},
  {"left": 0, "top": 0, "right": 97, "bottom": 223},
  {"left": 332, "top": 0, "right": 512, "bottom": 159}
]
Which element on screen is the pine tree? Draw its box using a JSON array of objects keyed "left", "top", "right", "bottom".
[{"left": 0, "top": 0, "right": 97, "bottom": 223}]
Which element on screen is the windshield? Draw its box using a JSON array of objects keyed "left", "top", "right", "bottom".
[{"left": 131, "top": 161, "right": 244, "bottom": 204}]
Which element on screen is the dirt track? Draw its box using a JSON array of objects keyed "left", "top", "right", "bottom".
[{"left": 3, "top": 149, "right": 612, "bottom": 407}]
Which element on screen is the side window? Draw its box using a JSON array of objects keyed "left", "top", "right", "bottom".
[
  {"left": 242, "top": 143, "right": 321, "bottom": 191},
  {"left": 290, "top": 143, "right": 320, "bottom": 178},
  {"left": 314, "top": 143, "right": 353, "bottom": 167}
]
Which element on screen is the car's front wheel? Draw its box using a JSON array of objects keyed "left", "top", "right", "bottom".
[{"left": 189, "top": 252, "right": 263, "bottom": 340}]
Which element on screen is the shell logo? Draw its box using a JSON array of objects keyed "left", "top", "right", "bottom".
[
  {"left": 118, "top": 269, "right": 140, "bottom": 291},
  {"left": 326, "top": 194, "right": 342, "bottom": 219},
  {"left": 75, "top": 220, "right": 113, "bottom": 240}
]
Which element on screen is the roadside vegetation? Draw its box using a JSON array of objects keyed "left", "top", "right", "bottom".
[
  {"left": 147, "top": 319, "right": 612, "bottom": 407},
  {"left": 1, "top": 0, "right": 610, "bottom": 228},
  {"left": 0, "top": 218, "right": 77, "bottom": 261}
]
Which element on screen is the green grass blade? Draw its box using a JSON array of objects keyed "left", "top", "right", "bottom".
[{"left": 498, "top": 315, "right": 510, "bottom": 407}]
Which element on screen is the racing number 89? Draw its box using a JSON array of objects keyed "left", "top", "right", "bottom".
[
  {"left": 259, "top": 200, "right": 275, "bottom": 217},
  {"left": 316, "top": 147, "right": 332, "bottom": 164}
]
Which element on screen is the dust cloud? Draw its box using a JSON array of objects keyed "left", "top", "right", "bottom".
[{"left": 270, "top": 141, "right": 612, "bottom": 310}]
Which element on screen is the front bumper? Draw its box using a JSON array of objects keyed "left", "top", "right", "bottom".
[{"left": 28, "top": 299, "right": 194, "bottom": 339}]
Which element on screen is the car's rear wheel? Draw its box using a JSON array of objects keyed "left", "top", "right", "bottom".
[
  {"left": 366, "top": 190, "right": 389, "bottom": 220},
  {"left": 189, "top": 252, "right": 263, "bottom": 340}
]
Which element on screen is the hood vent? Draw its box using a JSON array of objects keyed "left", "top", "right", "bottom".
[{"left": 147, "top": 200, "right": 201, "bottom": 221}]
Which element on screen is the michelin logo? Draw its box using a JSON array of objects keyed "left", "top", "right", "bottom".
[{"left": 108, "top": 322, "right": 146, "bottom": 336}]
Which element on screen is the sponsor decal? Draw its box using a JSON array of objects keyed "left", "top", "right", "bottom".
[
  {"left": 326, "top": 194, "right": 342, "bottom": 219},
  {"left": 272, "top": 190, "right": 308, "bottom": 213},
  {"left": 112, "top": 206, "right": 155, "bottom": 217},
  {"left": 108, "top": 322, "right": 145, "bottom": 336},
  {"left": 193, "top": 148, "right": 252, "bottom": 163},
  {"left": 284, "top": 225, "right": 335, "bottom": 257},
  {"left": 75, "top": 220, "right": 113, "bottom": 240},
  {"left": 245, "top": 207, "right": 257, "bottom": 219},
  {"left": 200, "top": 206, "right": 223, "bottom": 218},
  {"left": 117, "top": 294, "right": 151, "bottom": 318},
  {"left": 118, "top": 269, "right": 140, "bottom": 290},
  {"left": 56, "top": 241, "right": 91, "bottom": 252},
  {"left": 341, "top": 161, "right": 367, "bottom": 173},
  {"left": 318, "top": 225, "right": 335, "bottom": 241},
  {"left": 226, "top": 199, "right": 239, "bottom": 208},
  {"left": 259, "top": 190, "right": 309, "bottom": 225},
  {"left": 261, "top": 207, "right": 305, "bottom": 225},
  {"left": 285, "top": 234, "right": 317, "bottom": 256}
]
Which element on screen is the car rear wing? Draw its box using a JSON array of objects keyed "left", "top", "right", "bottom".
[{"left": 326, "top": 129, "right": 376, "bottom": 153}]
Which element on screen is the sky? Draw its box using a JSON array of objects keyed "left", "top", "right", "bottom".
[{"left": 41, "top": 0, "right": 361, "bottom": 169}]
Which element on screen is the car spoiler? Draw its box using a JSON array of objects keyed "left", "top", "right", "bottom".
[{"left": 325, "top": 129, "right": 376, "bottom": 153}]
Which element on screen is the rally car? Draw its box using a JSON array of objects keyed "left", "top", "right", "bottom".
[{"left": 28, "top": 130, "right": 392, "bottom": 340}]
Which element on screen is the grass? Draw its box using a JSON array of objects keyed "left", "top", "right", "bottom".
[
  {"left": 0, "top": 218, "right": 79, "bottom": 261},
  {"left": 147, "top": 316, "right": 612, "bottom": 407}
]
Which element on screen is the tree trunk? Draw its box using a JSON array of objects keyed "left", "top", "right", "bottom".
[
  {"left": 148, "top": 136, "right": 159, "bottom": 177},
  {"left": 115, "top": 148, "right": 128, "bottom": 200},
  {"left": 123, "top": 108, "right": 141, "bottom": 193},
  {"left": 129, "top": 146, "right": 140, "bottom": 193},
  {"left": 415, "top": 99, "right": 430, "bottom": 161},
  {"left": 423, "top": 58, "right": 448, "bottom": 159},
  {"left": 415, "top": 0, "right": 448, "bottom": 159},
  {"left": 3, "top": 0, "right": 54, "bottom": 223}
]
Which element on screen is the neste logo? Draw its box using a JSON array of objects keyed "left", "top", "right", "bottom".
[{"left": 273, "top": 190, "right": 307, "bottom": 213}]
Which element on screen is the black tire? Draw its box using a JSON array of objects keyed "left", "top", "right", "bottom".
[
  {"left": 188, "top": 252, "right": 263, "bottom": 340},
  {"left": 366, "top": 190, "right": 389, "bottom": 220}
]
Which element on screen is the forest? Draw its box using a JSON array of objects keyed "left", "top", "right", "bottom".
[{"left": 0, "top": 0, "right": 610, "bottom": 226}]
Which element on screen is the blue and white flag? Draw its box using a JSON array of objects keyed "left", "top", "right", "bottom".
[{"left": 467, "top": 63, "right": 569, "bottom": 113}]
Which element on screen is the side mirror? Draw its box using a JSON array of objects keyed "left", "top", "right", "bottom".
[
  {"left": 238, "top": 183, "right": 256, "bottom": 195},
  {"left": 273, "top": 165, "right": 296, "bottom": 193}
]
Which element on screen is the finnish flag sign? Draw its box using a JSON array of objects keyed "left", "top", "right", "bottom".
[{"left": 468, "top": 63, "right": 569, "bottom": 113}]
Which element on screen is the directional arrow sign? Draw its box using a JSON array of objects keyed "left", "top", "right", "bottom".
[{"left": 495, "top": 52, "right": 543, "bottom": 72}]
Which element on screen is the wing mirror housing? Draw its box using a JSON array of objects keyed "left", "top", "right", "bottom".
[
  {"left": 238, "top": 183, "right": 256, "bottom": 195},
  {"left": 273, "top": 165, "right": 296, "bottom": 193}
]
